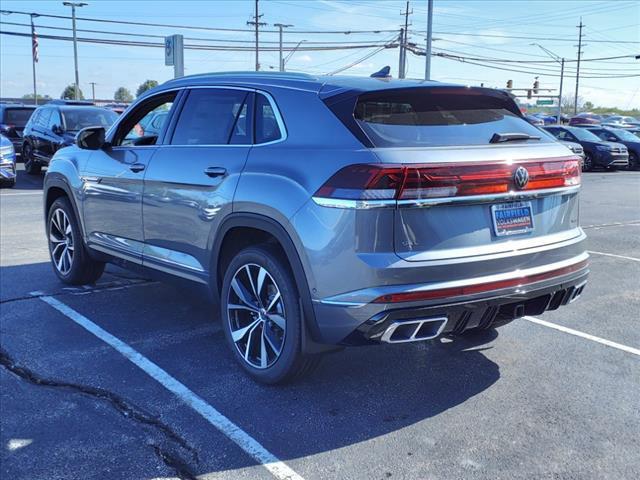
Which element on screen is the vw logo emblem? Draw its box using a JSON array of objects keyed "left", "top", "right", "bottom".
[{"left": 514, "top": 166, "right": 530, "bottom": 190}]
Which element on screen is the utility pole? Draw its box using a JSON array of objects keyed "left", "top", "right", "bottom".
[
  {"left": 574, "top": 17, "right": 584, "bottom": 115},
  {"left": 424, "top": 0, "right": 433, "bottom": 80},
  {"left": 274, "top": 23, "right": 293, "bottom": 72},
  {"left": 63, "top": 2, "right": 87, "bottom": 100},
  {"left": 398, "top": 1, "right": 412, "bottom": 79},
  {"left": 89, "top": 82, "right": 96, "bottom": 103},
  {"left": 398, "top": 28, "right": 404, "bottom": 79},
  {"left": 247, "top": 0, "right": 267, "bottom": 71},
  {"left": 30, "top": 14, "right": 39, "bottom": 105}
]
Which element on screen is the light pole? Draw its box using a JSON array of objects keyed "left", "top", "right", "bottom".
[
  {"left": 89, "top": 82, "right": 96, "bottom": 103},
  {"left": 424, "top": 0, "right": 433, "bottom": 80},
  {"left": 63, "top": 2, "right": 87, "bottom": 100},
  {"left": 532, "top": 43, "right": 564, "bottom": 124},
  {"left": 283, "top": 40, "right": 306, "bottom": 70},
  {"left": 274, "top": 23, "right": 293, "bottom": 72}
]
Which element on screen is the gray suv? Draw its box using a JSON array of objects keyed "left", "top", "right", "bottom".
[{"left": 43, "top": 73, "right": 589, "bottom": 383}]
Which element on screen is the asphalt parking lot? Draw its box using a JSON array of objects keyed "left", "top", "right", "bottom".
[{"left": 1, "top": 165, "right": 639, "bottom": 480}]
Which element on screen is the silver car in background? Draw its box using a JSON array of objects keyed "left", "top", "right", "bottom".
[{"left": 43, "top": 73, "right": 588, "bottom": 383}]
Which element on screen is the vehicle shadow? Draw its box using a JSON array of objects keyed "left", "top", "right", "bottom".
[
  {"left": 0, "top": 263, "right": 501, "bottom": 478},
  {"left": 10, "top": 168, "right": 44, "bottom": 191}
]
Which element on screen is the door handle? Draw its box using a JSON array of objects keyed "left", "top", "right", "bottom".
[
  {"left": 130, "top": 163, "right": 146, "bottom": 173},
  {"left": 204, "top": 166, "right": 227, "bottom": 178}
]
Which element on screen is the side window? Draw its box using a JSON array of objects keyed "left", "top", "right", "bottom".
[
  {"left": 37, "top": 109, "right": 52, "bottom": 128},
  {"left": 29, "top": 110, "right": 40, "bottom": 127},
  {"left": 255, "top": 93, "right": 283, "bottom": 144},
  {"left": 171, "top": 89, "right": 248, "bottom": 146},
  {"left": 115, "top": 92, "right": 176, "bottom": 147},
  {"left": 48, "top": 109, "right": 62, "bottom": 129}
]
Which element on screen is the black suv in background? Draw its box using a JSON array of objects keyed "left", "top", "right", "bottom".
[
  {"left": 0, "top": 103, "right": 36, "bottom": 155},
  {"left": 543, "top": 125, "right": 628, "bottom": 171},
  {"left": 584, "top": 126, "right": 640, "bottom": 170},
  {"left": 22, "top": 100, "right": 118, "bottom": 174}
]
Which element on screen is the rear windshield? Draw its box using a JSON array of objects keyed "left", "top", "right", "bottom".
[
  {"left": 353, "top": 90, "right": 550, "bottom": 147},
  {"left": 3, "top": 108, "right": 35, "bottom": 126},
  {"left": 61, "top": 108, "right": 118, "bottom": 132}
]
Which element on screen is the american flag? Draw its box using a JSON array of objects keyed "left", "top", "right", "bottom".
[{"left": 31, "top": 18, "right": 38, "bottom": 63}]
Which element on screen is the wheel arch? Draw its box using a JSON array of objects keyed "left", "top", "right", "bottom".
[
  {"left": 212, "top": 213, "right": 326, "bottom": 350},
  {"left": 44, "top": 176, "right": 85, "bottom": 238}
]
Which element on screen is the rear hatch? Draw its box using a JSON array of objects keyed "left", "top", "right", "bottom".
[
  {"left": 1, "top": 107, "right": 35, "bottom": 139},
  {"left": 321, "top": 86, "right": 582, "bottom": 262}
]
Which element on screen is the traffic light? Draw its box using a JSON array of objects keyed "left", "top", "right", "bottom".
[
  {"left": 527, "top": 89, "right": 532, "bottom": 99},
  {"left": 506, "top": 79, "right": 513, "bottom": 89},
  {"left": 533, "top": 79, "right": 539, "bottom": 94}
]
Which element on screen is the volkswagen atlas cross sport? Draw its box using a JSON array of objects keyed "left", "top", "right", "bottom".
[{"left": 43, "top": 72, "right": 588, "bottom": 383}]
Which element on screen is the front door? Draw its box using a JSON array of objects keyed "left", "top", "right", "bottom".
[
  {"left": 81, "top": 92, "right": 178, "bottom": 264},
  {"left": 142, "top": 87, "right": 254, "bottom": 282}
]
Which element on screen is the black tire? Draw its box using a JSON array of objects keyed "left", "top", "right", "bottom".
[
  {"left": 47, "top": 196, "right": 105, "bottom": 285},
  {"left": 23, "top": 143, "right": 41, "bottom": 175},
  {"left": 629, "top": 153, "right": 639, "bottom": 171},
  {"left": 220, "top": 245, "right": 321, "bottom": 384},
  {"left": 582, "top": 153, "right": 593, "bottom": 172}
]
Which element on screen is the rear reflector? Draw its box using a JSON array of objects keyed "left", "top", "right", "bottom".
[
  {"left": 372, "top": 259, "right": 589, "bottom": 304},
  {"left": 314, "top": 157, "right": 581, "bottom": 202}
]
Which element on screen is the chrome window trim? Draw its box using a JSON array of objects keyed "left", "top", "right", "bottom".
[
  {"left": 107, "top": 85, "right": 287, "bottom": 149},
  {"left": 312, "top": 185, "right": 580, "bottom": 209}
]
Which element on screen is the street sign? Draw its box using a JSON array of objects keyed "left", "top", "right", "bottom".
[
  {"left": 164, "top": 35, "right": 184, "bottom": 78},
  {"left": 536, "top": 99, "right": 555, "bottom": 105}
]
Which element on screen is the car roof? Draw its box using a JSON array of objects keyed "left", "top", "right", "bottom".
[{"left": 155, "top": 71, "right": 463, "bottom": 99}]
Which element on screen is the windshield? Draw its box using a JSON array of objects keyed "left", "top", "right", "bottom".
[
  {"left": 61, "top": 108, "right": 118, "bottom": 131},
  {"left": 566, "top": 126, "right": 601, "bottom": 142},
  {"left": 3, "top": 108, "right": 35, "bottom": 126},
  {"left": 610, "top": 128, "right": 640, "bottom": 142},
  {"left": 354, "top": 90, "right": 548, "bottom": 147}
]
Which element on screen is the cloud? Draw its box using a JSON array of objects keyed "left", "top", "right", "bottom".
[{"left": 297, "top": 54, "right": 313, "bottom": 63}]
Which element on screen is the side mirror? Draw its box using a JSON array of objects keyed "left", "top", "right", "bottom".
[
  {"left": 52, "top": 124, "right": 64, "bottom": 135},
  {"left": 76, "top": 126, "right": 106, "bottom": 150}
]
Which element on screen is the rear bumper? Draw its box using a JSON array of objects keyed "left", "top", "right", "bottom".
[
  {"left": 343, "top": 268, "right": 588, "bottom": 345},
  {"left": 311, "top": 248, "right": 589, "bottom": 344}
]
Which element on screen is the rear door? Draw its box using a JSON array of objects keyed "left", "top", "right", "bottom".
[
  {"left": 31, "top": 107, "right": 51, "bottom": 160},
  {"left": 142, "top": 87, "right": 253, "bottom": 282}
]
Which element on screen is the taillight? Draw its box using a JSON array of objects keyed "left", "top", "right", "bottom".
[{"left": 314, "top": 157, "right": 581, "bottom": 203}]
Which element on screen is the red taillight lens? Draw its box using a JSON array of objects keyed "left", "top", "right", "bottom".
[{"left": 314, "top": 157, "right": 581, "bottom": 202}]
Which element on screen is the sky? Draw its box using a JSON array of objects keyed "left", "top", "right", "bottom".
[{"left": 1, "top": 0, "right": 638, "bottom": 109}]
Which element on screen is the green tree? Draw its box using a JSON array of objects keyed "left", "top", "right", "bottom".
[
  {"left": 22, "top": 93, "right": 52, "bottom": 101},
  {"left": 61, "top": 84, "right": 84, "bottom": 100},
  {"left": 114, "top": 87, "right": 134, "bottom": 102},
  {"left": 136, "top": 79, "right": 159, "bottom": 97},
  {"left": 583, "top": 101, "right": 594, "bottom": 111}
]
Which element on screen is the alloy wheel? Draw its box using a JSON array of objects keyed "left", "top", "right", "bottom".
[
  {"left": 49, "top": 208, "right": 74, "bottom": 275},
  {"left": 583, "top": 154, "right": 592, "bottom": 171},
  {"left": 226, "top": 263, "right": 286, "bottom": 369}
]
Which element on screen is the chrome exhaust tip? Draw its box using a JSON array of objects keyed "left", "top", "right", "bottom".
[{"left": 380, "top": 316, "right": 448, "bottom": 344}]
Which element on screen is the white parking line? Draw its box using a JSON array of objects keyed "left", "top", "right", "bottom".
[
  {"left": 587, "top": 250, "right": 640, "bottom": 263},
  {"left": 523, "top": 316, "right": 640, "bottom": 356},
  {"left": 38, "top": 295, "right": 305, "bottom": 480},
  {"left": 0, "top": 192, "right": 42, "bottom": 196}
]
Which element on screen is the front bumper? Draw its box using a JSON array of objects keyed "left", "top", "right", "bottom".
[
  {"left": 597, "top": 151, "right": 628, "bottom": 167},
  {"left": 0, "top": 162, "right": 16, "bottom": 180}
]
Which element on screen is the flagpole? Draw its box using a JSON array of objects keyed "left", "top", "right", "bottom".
[{"left": 30, "top": 14, "right": 39, "bottom": 105}]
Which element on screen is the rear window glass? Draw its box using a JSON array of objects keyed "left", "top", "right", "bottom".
[
  {"left": 3, "top": 108, "right": 35, "bottom": 125},
  {"left": 354, "top": 90, "right": 549, "bottom": 147},
  {"left": 61, "top": 108, "right": 117, "bottom": 131}
]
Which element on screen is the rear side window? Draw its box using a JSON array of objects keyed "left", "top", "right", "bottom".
[
  {"left": 3, "top": 108, "right": 34, "bottom": 126},
  {"left": 255, "top": 93, "right": 283, "bottom": 144},
  {"left": 352, "top": 88, "right": 550, "bottom": 147},
  {"left": 37, "top": 109, "right": 52, "bottom": 128},
  {"left": 171, "top": 89, "right": 249, "bottom": 145}
]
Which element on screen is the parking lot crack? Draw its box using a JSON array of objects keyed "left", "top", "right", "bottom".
[{"left": 0, "top": 348, "right": 200, "bottom": 477}]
